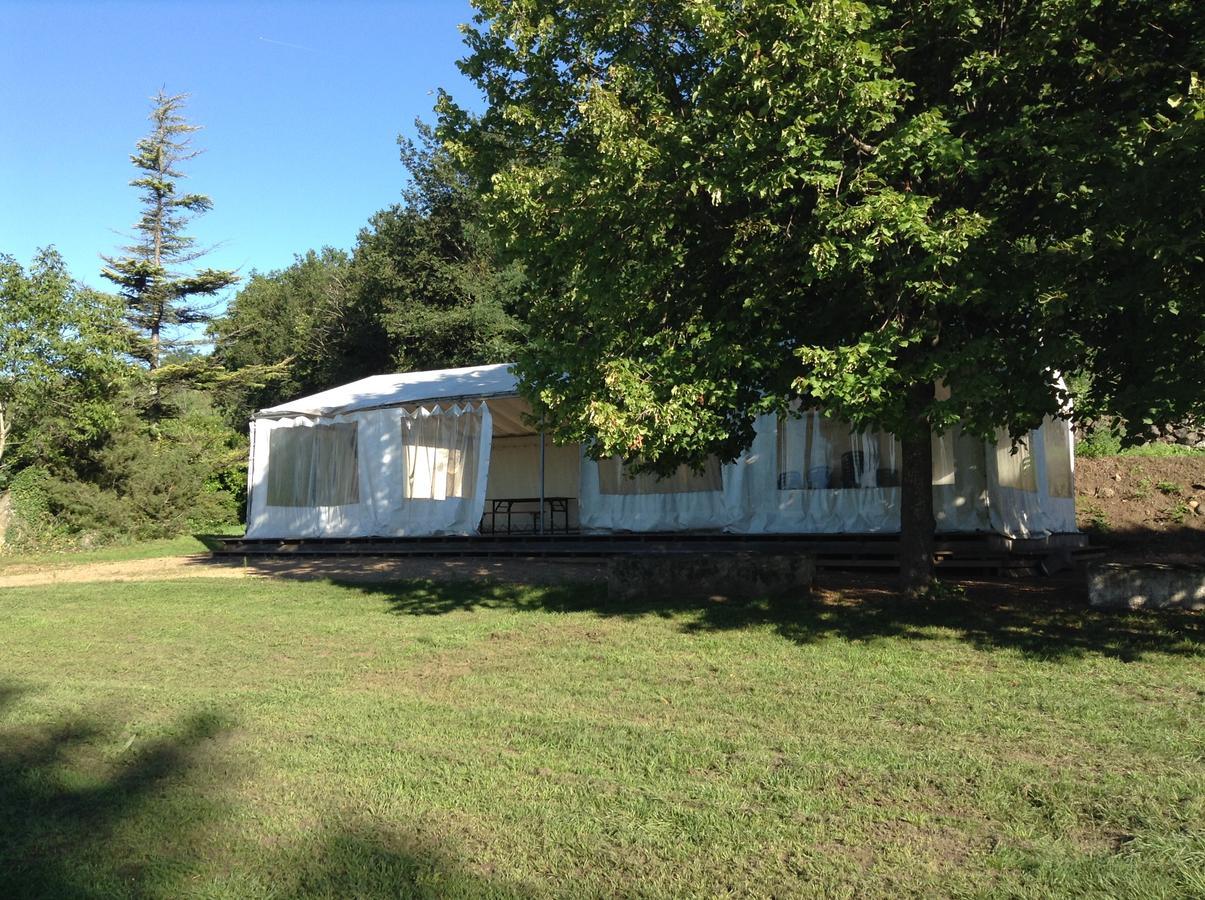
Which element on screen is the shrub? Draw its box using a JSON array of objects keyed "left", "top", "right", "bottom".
[
  {"left": 3, "top": 385, "right": 246, "bottom": 551},
  {"left": 1075, "top": 425, "right": 1123, "bottom": 458},
  {"left": 1117, "top": 443, "right": 1205, "bottom": 458},
  {"left": 2, "top": 467, "right": 73, "bottom": 551},
  {"left": 1076, "top": 422, "right": 1205, "bottom": 459}
]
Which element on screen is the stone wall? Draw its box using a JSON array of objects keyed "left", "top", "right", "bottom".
[
  {"left": 1088, "top": 562, "right": 1205, "bottom": 611},
  {"left": 607, "top": 552, "right": 815, "bottom": 602},
  {"left": 1146, "top": 421, "right": 1205, "bottom": 450}
]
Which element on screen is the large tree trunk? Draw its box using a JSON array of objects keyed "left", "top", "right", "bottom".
[{"left": 898, "top": 384, "right": 936, "bottom": 596}]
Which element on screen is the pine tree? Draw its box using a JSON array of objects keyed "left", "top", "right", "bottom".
[{"left": 103, "top": 89, "right": 238, "bottom": 370}]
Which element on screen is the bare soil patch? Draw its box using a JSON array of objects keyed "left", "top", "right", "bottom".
[
  {"left": 1076, "top": 456, "right": 1205, "bottom": 562},
  {"left": 0, "top": 554, "right": 607, "bottom": 589}
]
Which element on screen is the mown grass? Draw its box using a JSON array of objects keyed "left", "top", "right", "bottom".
[
  {"left": 1114, "top": 444, "right": 1205, "bottom": 458},
  {"left": 1, "top": 576, "right": 1202, "bottom": 898},
  {"left": 1077, "top": 435, "right": 1205, "bottom": 459}
]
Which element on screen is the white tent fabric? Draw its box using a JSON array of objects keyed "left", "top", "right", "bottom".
[
  {"left": 932, "top": 428, "right": 992, "bottom": 533},
  {"left": 400, "top": 406, "right": 482, "bottom": 501},
  {"left": 260, "top": 363, "right": 518, "bottom": 418},
  {"left": 578, "top": 413, "right": 997, "bottom": 535},
  {"left": 246, "top": 363, "right": 1077, "bottom": 540},
  {"left": 265, "top": 421, "right": 361, "bottom": 508},
  {"left": 580, "top": 454, "right": 741, "bottom": 532},
  {"left": 246, "top": 414, "right": 377, "bottom": 539},
  {"left": 759, "top": 413, "right": 905, "bottom": 533},
  {"left": 486, "top": 436, "right": 580, "bottom": 498},
  {"left": 485, "top": 435, "right": 582, "bottom": 529},
  {"left": 986, "top": 416, "right": 1077, "bottom": 537},
  {"left": 246, "top": 403, "right": 492, "bottom": 538},
  {"left": 394, "top": 404, "right": 492, "bottom": 535}
]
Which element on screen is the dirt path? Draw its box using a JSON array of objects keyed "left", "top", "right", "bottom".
[{"left": 0, "top": 554, "right": 607, "bottom": 588}]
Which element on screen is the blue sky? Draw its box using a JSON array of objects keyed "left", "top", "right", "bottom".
[{"left": 0, "top": 0, "right": 483, "bottom": 299}]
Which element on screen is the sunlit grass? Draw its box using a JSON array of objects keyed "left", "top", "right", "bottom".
[{"left": 1, "top": 576, "right": 1202, "bottom": 898}]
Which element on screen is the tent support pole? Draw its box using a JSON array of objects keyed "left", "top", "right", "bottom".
[
  {"left": 245, "top": 420, "right": 257, "bottom": 527},
  {"left": 539, "top": 429, "right": 546, "bottom": 535}
]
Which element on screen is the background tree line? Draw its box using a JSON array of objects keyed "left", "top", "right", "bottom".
[
  {"left": 1, "top": 99, "right": 519, "bottom": 550},
  {"left": 212, "top": 124, "right": 524, "bottom": 424}
]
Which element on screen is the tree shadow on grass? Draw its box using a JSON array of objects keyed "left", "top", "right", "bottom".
[
  {"left": 0, "top": 683, "right": 538, "bottom": 899},
  {"left": 263, "top": 822, "right": 534, "bottom": 899},
  {"left": 0, "top": 683, "right": 233, "bottom": 899},
  {"left": 341, "top": 575, "right": 1203, "bottom": 664}
]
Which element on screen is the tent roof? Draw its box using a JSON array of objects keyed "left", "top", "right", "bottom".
[{"left": 257, "top": 363, "right": 519, "bottom": 419}]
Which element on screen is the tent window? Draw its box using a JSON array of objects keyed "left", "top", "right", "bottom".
[
  {"left": 1043, "top": 417, "right": 1074, "bottom": 498},
  {"left": 777, "top": 413, "right": 899, "bottom": 490},
  {"left": 932, "top": 431, "right": 957, "bottom": 486},
  {"left": 266, "top": 423, "right": 360, "bottom": 507},
  {"left": 597, "top": 456, "right": 722, "bottom": 495},
  {"left": 996, "top": 431, "right": 1038, "bottom": 493},
  {"left": 400, "top": 406, "right": 481, "bottom": 500}
]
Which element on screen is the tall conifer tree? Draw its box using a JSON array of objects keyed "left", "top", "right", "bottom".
[{"left": 103, "top": 90, "right": 238, "bottom": 370}]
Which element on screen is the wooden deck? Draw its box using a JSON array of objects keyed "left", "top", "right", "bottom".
[{"left": 212, "top": 531, "right": 1096, "bottom": 577}]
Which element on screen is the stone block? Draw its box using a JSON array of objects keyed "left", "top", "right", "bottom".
[
  {"left": 606, "top": 552, "right": 815, "bottom": 602},
  {"left": 1087, "top": 562, "right": 1205, "bottom": 611}
]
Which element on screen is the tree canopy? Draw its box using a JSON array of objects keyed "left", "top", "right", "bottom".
[
  {"left": 440, "top": 0, "right": 1204, "bottom": 588},
  {"left": 212, "top": 124, "right": 524, "bottom": 421},
  {"left": 0, "top": 248, "right": 128, "bottom": 473}
]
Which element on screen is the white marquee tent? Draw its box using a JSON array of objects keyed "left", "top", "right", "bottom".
[{"left": 244, "top": 363, "right": 1077, "bottom": 540}]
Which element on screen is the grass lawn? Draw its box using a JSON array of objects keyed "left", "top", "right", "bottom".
[{"left": 1, "top": 575, "right": 1202, "bottom": 898}]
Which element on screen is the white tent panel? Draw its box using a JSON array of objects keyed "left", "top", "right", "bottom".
[
  {"left": 247, "top": 412, "right": 383, "bottom": 539},
  {"left": 486, "top": 436, "right": 580, "bottom": 498},
  {"left": 579, "top": 415, "right": 998, "bottom": 536},
  {"left": 933, "top": 428, "right": 992, "bottom": 533},
  {"left": 393, "top": 404, "right": 493, "bottom": 535},
  {"left": 578, "top": 451, "right": 743, "bottom": 532},
  {"left": 485, "top": 435, "right": 582, "bottom": 530},
  {"left": 246, "top": 402, "right": 492, "bottom": 539},
  {"left": 987, "top": 416, "right": 1076, "bottom": 538},
  {"left": 740, "top": 413, "right": 902, "bottom": 533}
]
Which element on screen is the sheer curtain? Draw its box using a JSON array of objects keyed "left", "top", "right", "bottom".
[
  {"left": 777, "top": 412, "right": 899, "bottom": 491},
  {"left": 1042, "top": 416, "right": 1074, "bottom": 498},
  {"left": 932, "top": 431, "right": 957, "bottom": 486},
  {"left": 994, "top": 429, "right": 1038, "bottom": 492},
  {"left": 399, "top": 403, "right": 483, "bottom": 501},
  {"left": 770, "top": 411, "right": 900, "bottom": 532},
  {"left": 266, "top": 422, "right": 360, "bottom": 507},
  {"left": 596, "top": 456, "right": 723, "bottom": 495},
  {"left": 987, "top": 422, "right": 1078, "bottom": 536}
]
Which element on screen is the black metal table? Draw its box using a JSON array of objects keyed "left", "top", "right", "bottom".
[{"left": 484, "top": 497, "right": 572, "bottom": 534}]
